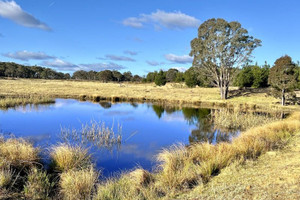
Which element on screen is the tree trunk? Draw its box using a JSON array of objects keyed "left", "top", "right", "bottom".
[
  {"left": 220, "top": 86, "right": 228, "bottom": 100},
  {"left": 281, "top": 89, "right": 285, "bottom": 106}
]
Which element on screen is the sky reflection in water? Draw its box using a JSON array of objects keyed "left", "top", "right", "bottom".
[{"left": 0, "top": 99, "right": 236, "bottom": 176}]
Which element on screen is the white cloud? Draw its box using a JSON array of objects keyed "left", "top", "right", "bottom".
[
  {"left": 41, "top": 59, "right": 77, "bottom": 71},
  {"left": 105, "top": 54, "right": 135, "bottom": 62},
  {"left": 173, "top": 67, "right": 188, "bottom": 72},
  {"left": 122, "top": 10, "right": 200, "bottom": 30},
  {"left": 42, "top": 59, "right": 126, "bottom": 72},
  {"left": 124, "top": 50, "right": 138, "bottom": 56},
  {"left": 3, "top": 50, "right": 55, "bottom": 61},
  {"left": 79, "top": 63, "right": 126, "bottom": 71},
  {"left": 165, "top": 54, "right": 193, "bottom": 64},
  {"left": 0, "top": 0, "right": 51, "bottom": 31},
  {"left": 146, "top": 60, "right": 165, "bottom": 66}
]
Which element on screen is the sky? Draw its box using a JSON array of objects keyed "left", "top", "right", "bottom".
[{"left": 0, "top": 0, "right": 300, "bottom": 75}]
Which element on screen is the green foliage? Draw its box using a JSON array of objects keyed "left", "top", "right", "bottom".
[
  {"left": 166, "top": 68, "right": 179, "bottom": 82},
  {"left": 268, "top": 55, "right": 299, "bottom": 105},
  {"left": 175, "top": 72, "right": 184, "bottom": 82},
  {"left": 190, "top": 18, "right": 261, "bottom": 99},
  {"left": 234, "top": 64, "right": 270, "bottom": 88},
  {"left": 97, "top": 70, "right": 114, "bottom": 82},
  {"left": 184, "top": 67, "right": 201, "bottom": 88},
  {"left": 146, "top": 71, "right": 157, "bottom": 82},
  {"left": 154, "top": 70, "right": 167, "bottom": 86},
  {"left": 123, "top": 71, "right": 133, "bottom": 81}
]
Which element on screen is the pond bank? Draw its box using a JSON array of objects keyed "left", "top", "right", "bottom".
[{"left": 0, "top": 79, "right": 298, "bottom": 112}]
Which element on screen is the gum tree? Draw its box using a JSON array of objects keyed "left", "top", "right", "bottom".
[
  {"left": 190, "top": 18, "right": 261, "bottom": 99},
  {"left": 268, "top": 55, "right": 298, "bottom": 106}
]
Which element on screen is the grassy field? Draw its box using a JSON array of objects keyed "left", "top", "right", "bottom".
[{"left": 0, "top": 78, "right": 298, "bottom": 111}]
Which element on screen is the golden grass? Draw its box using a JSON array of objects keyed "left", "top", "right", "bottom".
[
  {"left": 0, "top": 168, "right": 13, "bottom": 189},
  {"left": 212, "top": 109, "right": 281, "bottom": 131},
  {"left": 50, "top": 144, "right": 91, "bottom": 171},
  {"left": 154, "top": 112, "right": 300, "bottom": 197},
  {"left": 60, "top": 167, "right": 98, "bottom": 200},
  {"left": 187, "top": 133, "right": 300, "bottom": 200},
  {"left": 0, "top": 96, "right": 55, "bottom": 109},
  {"left": 0, "top": 79, "right": 297, "bottom": 111},
  {"left": 0, "top": 138, "right": 39, "bottom": 167}
]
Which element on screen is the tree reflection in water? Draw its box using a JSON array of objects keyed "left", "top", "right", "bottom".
[{"left": 152, "top": 105, "right": 238, "bottom": 144}]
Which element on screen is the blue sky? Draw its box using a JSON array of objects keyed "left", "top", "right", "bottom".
[{"left": 0, "top": 0, "right": 299, "bottom": 75}]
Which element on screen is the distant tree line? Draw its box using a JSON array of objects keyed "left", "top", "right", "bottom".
[{"left": 0, "top": 62, "right": 70, "bottom": 79}]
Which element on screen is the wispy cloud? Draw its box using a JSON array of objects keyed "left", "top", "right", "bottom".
[
  {"left": 3, "top": 50, "right": 55, "bottom": 61},
  {"left": 146, "top": 60, "right": 165, "bottom": 66},
  {"left": 41, "top": 59, "right": 77, "bottom": 71},
  {"left": 165, "top": 54, "right": 193, "bottom": 64},
  {"left": 122, "top": 10, "right": 200, "bottom": 30},
  {"left": 124, "top": 50, "right": 138, "bottom": 56},
  {"left": 0, "top": 0, "right": 51, "bottom": 31},
  {"left": 105, "top": 54, "right": 136, "bottom": 62},
  {"left": 41, "top": 59, "right": 126, "bottom": 72}
]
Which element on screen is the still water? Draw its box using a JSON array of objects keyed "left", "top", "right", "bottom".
[{"left": 0, "top": 99, "right": 236, "bottom": 176}]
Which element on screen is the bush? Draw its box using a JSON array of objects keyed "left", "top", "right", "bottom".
[{"left": 154, "top": 70, "right": 166, "bottom": 86}]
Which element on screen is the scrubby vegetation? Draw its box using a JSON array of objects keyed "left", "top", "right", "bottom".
[{"left": 0, "top": 112, "right": 298, "bottom": 199}]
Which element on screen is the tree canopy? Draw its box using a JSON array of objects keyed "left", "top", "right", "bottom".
[{"left": 190, "top": 18, "right": 261, "bottom": 99}]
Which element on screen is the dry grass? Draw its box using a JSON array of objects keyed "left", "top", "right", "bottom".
[
  {"left": 0, "top": 79, "right": 296, "bottom": 111},
  {"left": 24, "top": 168, "right": 53, "bottom": 200},
  {"left": 154, "top": 112, "right": 300, "bottom": 197},
  {"left": 0, "top": 168, "right": 13, "bottom": 189},
  {"left": 50, "top": 144, "right": 91, "bottom": 171},
  {"left": 61, "top": 120, "right": 122, "bottom": 149},
  {"left": 212, "top": 109, "right": 282, "bottom": 131},
  {"left": 0, "top": 95, "right": 54, "bottom": 109},
  {"left": 0, "top": 138, "right": 39, "bottom": 167},
  {"left": 60, "top": 167, "right": 98, "bottom": 200}
]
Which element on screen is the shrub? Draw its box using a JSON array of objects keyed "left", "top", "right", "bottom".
[{"left": 154, "top": 70, "right": 166, "bottom": 86}]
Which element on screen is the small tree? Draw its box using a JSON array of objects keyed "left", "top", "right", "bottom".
[
  {"left": 154, "top": 70, "right": 166, "bottom": 86},
  {"left": 268, "top": 55, "right": 299, "bottom": 106},
  {"left": 190, "top": 18, "right": 261, "bottom": 99},
  {"left": 166, "top": 68, "right": 178, "bottom": 82}
]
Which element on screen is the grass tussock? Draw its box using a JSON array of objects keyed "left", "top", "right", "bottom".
[
  {"left": 60, "top": 167, "right": 98, "bottom": 200},
  {"left": 95, "top": 169, "right": 158, "bottom": 200},
  {"left": 24, "top": 168, "right": 54, "bottom": 200},
  {"left": 0, "top": 168, "right": 13, "bottom": 189},
  {"left": 0, "top": 96, "right": 55, "bottom": 109},
  {"left": 50, "top": 144, "right": 91, "bottom": 171},
  {"left": 0, "top": 138, "right": 39, "bottom": 167}
]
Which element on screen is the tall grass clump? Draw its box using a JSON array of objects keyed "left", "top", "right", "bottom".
[
  {"left": 0, "top": 168, "right": 13, "bottom": 189},
  {"left": 24, "top": 168, "right": 54, "bottom": 200},
  {"left": 61, "top": 120, "right": 122, "bottom": 149},
  {"left": 0, "top": 138, "right": 39, "bottom": 167},
  {"left": 212, "top": 109, "right": 281, "bottom": 131},
  {"left": 50, "top": 144, "right": 91, "bottom": 171},
  {"left": 60, "top": 167, "right": 98, "bottom": 200},
  {"left": 95, "top": 169, "right": 157, "bottom": 200}
]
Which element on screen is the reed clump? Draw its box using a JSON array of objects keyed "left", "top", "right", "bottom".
[
  {"left": 60, "top": 167, "right": 98, "bottom": 200},
  {"left": 61, "top": 120, "right": 122, "bottom": 149},
  {"left": 50, "top": 144, "right": 91, "bottom": 171}
]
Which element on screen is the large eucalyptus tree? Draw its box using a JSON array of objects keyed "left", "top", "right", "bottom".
[{"left": 190, "top": 18, "right": 261, "bottom": 99}]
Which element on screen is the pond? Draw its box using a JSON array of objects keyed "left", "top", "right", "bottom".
[{"left": 0, "top": 99, "right": 238, "bottom": 176}]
